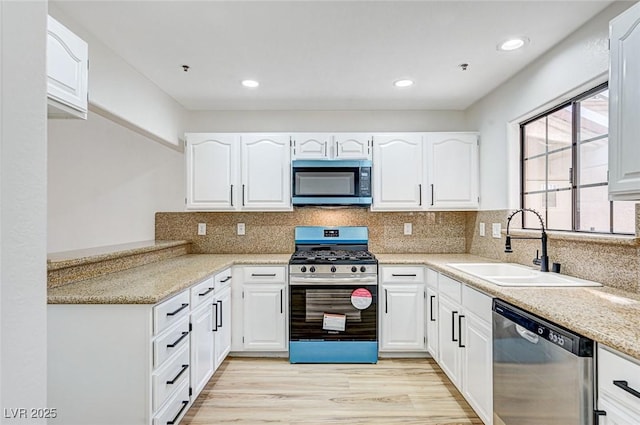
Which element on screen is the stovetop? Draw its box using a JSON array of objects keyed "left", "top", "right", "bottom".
[{"left": 290, "top": 249, "right": 377, "bottom": 264}]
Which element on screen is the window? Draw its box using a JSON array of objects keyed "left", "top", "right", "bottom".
[{"left": 521, "top": 84, "right": 636, "bottom": 234}]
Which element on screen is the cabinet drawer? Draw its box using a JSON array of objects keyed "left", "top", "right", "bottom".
[
  {"left": 242, "top": 266, "right": 286, "bottom": 282},
  {"left": 381, "top": 266, "right": 424, "bottom": 283},
  {"left": 152, "top": 380, "right": 190, "bottom": 425},
  {"left": 426, "top": 268, "right": 438, "bottom": 290},
  {"left": 154, "top": 290, "right": 190, "bottom": 336},
  {"left": 439, "top": 274, "right": 461, "bottom": 303},
  {"left": 190, "top": 276, "right": 215, "bottom": 309},
  {"left": 462, "top": 285, "right": 492, "bottom": 323},
  {"left": 154, "top": 317, "right": 190, "bottom": 368},
  {"left": 598, "top": 346, "right": 640, "bottom": 413},
  {"left": 215, "top": 268, "right": 233, "bottom": 289},
  {"left": 152, "top": 344, "right": 190, "bottom": 412}
]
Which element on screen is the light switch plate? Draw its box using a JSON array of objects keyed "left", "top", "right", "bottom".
[
  {"left": 237, "top": 223, "right": 246, "bottom": 236},
  {"left": 479, "top": 222, "right": 486, "bottom": 237},
  {"left": 197, "top": 223, "right": 207, "bottom": 236},
  {"left": 492, "top": 223, "right": 501, "bottom": 238},
  {"left": 403, "top": 223, "right": 412, "bottom": 235}
]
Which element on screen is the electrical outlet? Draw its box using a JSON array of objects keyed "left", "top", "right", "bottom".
[
  {"left": 403, "top": 223, "right": 412, "bottom": 235},
  {"left": 197, "top": 223, "right": 207, "bottom": 236},
  {"left": 492, "top": 223, "right": 502, "bottom": 238},
  {"left": 237, "top": 223, "right": 245, "bottom": 236},
  {"left": 479, "top": 222, "right": 486, "bottom": 237}
]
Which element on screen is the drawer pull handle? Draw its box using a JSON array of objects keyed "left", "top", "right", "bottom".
[
  {"left": 167, "top": 331, "right": 189, "bottom": 348},
  {"left": 391, "top": 273, "right": 417, "bottom": 277},
  {"left": 166, "top": 364, "right": 189, "bottom": 385},
  {"left": 167, "top": 400, "right": 189, "bottom": 425},
  {"left": 166, "top": 303, "right": 189, "bottom": 317},
  {"left": 251, "top": 273, "right": 277, "bottom": 277},
  {"left": 220, "top": 276, "right": 232, "bottom": 283},
  {"left": 429, "top": 295, "right": 436, "bottom": 322},
  {"left": 198, "top": 287, "right": 215, "bottom": 297},
  {"left": 613, "top": 380, "right": 640, "bottom": 399}
]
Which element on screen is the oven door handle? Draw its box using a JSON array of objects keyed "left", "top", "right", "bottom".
[{"left": 290, "top": 276, "right": 377, "bottom": 285}]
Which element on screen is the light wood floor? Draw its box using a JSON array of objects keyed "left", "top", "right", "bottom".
[{"left": 182, "top": 357, "right": 483, "bottom": 425}]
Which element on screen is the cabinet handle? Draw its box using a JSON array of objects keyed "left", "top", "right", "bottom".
[
  {"left": 166, "top": 303, "right": 189, "bottom": 317},
  {"left": 217, "top": 299, "right": 223, "bottom": 327},
  {"left": 419, "top": 184, "right": 422, "bottom": 206},
  {"left": 212, "top": 302, "right": 218, "bottom": 332},
  {"left": 230, "top": 184, "right": 234, "bottom": 206},
  {"left": 324, "top": 141, "right": 327, "bottom": 157},
  {"left": 280, "top": 289, "right": 283, "bottom": 314},
  {"left": 384, "top": 289, "right": 388, "bottom": 314},
  {"left": 431, "top": 184, "right": 434, "bottom": 206},
  {"left": 613, "top": 380, "right": 640, "bottom": 399},
  {"left": 242, "top": 184, "right": 245, "bottom": 206},
  {"left": 335, "top": 141, "right": 339, "bottom": 157},
  {"left": 198, "top": 287, "right": 215, "bottom": 297},
  {"left": 166, "top": 331, "right": 189, "bottom": 348},
  {"left": 220, "top": 276, "right": 232, "bottom": 283},
  {"left": 166, "top": 364, "right": 189, "bottom": 385},
  {"left": 458, "top": 315, "right": 465, "bottom": 348},
  {"left": 251, "top": 273, "right": 276, "bottom": 277},
  {"left": 451, "top": 311, "right": 458, "bottom": 342},
  {"left": 429, "top": 296, "right": 436, "bottom": 322},
  {"left": 594, "top": 410, "right": 606, "bottom": 424},
  {"left": 391, "top": 273, "right": 417, "bottom": 277},
  {"left": 166, "top": 400, "right": 189, "bottom": 425}
]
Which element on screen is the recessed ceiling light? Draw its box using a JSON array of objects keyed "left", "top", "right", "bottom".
[
  {"left": 394, "top": 79, "right": 414, "bottom": 88},
  {"left": 241, "top": 79, "right": 259, "bottom": 88},
  {"left": 497, "top": 37, "right": 529, "bottom": 51}
]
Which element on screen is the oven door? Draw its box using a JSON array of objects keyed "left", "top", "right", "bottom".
[{"left": 289, "top": 277, "right": 377, "bottom": 341}]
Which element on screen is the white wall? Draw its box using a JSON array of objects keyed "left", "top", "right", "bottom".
[
  {"left": 0, "top": 0, "right": 48, "bottom": 421},
  {"left": 187, "top": 110, "right": 468, "bottom": 132},
  {"left": 466, "top": 1, "right": 632, "bottom": 210},
  {"left": 48, "top": 111, "right": 185, "bottom": 253},
  {"left": 48, "top": 5, "right": 188, "bottom": 148}
]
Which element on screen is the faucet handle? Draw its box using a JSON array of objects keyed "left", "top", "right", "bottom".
[{"left": 533, "top": 249, "right": 541, "bottom": 266}]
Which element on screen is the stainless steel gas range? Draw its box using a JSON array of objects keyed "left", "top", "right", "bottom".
[{"left": 288, "top": 226, "right": 378, "bottom": 364}]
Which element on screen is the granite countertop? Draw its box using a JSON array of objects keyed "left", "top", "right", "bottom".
[{"left": 48, "top": 251, "right": 640, "bottom": 361}]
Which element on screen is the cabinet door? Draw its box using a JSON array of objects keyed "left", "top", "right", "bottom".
[
  {"left": 334, "top": 133, "right": 372, "bottom": 159},
  {"left": 47, "top": 15, "right": 88, "bottom": 119},
  {"left": 426, "top": 133, "right": 479, "bottom": 209},
  {"left": 426, "top": 287, "right": 439, "bottom": 361},
  {"left": 213, "top": 285, "right": 232, "bottom": 370},
  {"left": 462, "top": 313, "right": 492, "bottom": 425},
  {"left": 190, "top": 302, "right": 215, "bottom": 397},
  {"left": 438, "top": 295, "right": 462, "bottom": 389},
  {"left": 241, "top": 134, "right": 292, "bottom": 211},
  {"left": 243, "top": 283, "right": 287, "bottom": 351},
  {"left": 609, "top": 2, "right": 640, "bottom": 201},
  {"left": 372, "top": 134, "right": 424, "bottom": 210},
  {"left": 185, "top": 133, "right": 238, "bottom": 210},
  {"left": 380, "top": 283, "right": 426, "bottom": 351},
  {"left": 292, "top": 133, "right": 330, "bottom": 159},
  {"left": 598, "top": 398, "right": 640, "bottom": 425}
]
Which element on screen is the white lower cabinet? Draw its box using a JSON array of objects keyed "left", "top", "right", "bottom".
[
  {"left": 426, "top": 269, "right": 439, "bottom": 361},
  {"left": 213, "top": 269, "right": 233, "bottom": 369},
  {"left": 379, "top": 266, "right": 426, "bottom": 352},
  {"left": 232, "top": 265, "right": 288, "bottom": 352},
  {"left": 435, "top": 272, "right": 493, "bottom": 425},
  {"left": 190, "top": 301, "right": 215, "bottom": 397},
  {"left": 597, "top": 346, "right": 640, "bottom": 425}
]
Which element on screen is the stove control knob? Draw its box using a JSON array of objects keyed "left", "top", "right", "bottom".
[
  {"left": 360, "top": 266, "right": 367, "bottom": 273},
  {"left": 310, "top": 266, "right": 316, "bottom": 273},
  {"left": 331, "top": 266, "right": 337, "bottom": 273},
  {"left": 300, "top": 266, "right": 307, "bottom": 273},
  {"left": 351, "top": 266, "right": 357, "bottom": 273}
]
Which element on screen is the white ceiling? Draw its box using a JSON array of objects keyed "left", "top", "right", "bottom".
[{"left": 51, "top": 0, "right": 613, "bottom": 111}]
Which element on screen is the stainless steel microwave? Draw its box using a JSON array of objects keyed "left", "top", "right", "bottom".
[{"left": 291, "top": 160, "right": 372, "bottom": 206}]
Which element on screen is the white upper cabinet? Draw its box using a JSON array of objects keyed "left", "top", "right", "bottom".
[
  {"left": 47, "top": 15, "right": 88, "bottom": 119},
  {"left": 371, "top": 134, "right": 424, "bottom": 210},
  {"left": 241, "top": 134, "right": 292, "bottom": 211},
  {"left": 425, "top": 133, "right": 479, "bottom": 209},
  {"left": 185, "top": 133, "right": 292, "bottom": 211},
  {"left": 185, "top": 134, "right": 238, "bottom": 210},
  {"left": 292, "top": 133, "right": 371, "bottom": 160},
  {"left": 609, "top": 2, "right": 640, "bottom": 201}
]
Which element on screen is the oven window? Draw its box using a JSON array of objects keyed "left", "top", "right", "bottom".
[
  {"left": 294, "top": 170, "right": 356, "bottom": 196},
  {"left": 305, "top": 289, "right": 362, "bottom": 322}
]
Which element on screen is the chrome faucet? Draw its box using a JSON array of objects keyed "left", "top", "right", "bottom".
[{"left": 505, "top": 208, "right": 549, "bottom": 272}]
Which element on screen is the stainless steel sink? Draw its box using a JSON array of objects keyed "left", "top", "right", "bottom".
[{"left": 447, "top": 263, "right": 602, "bottom": 287}]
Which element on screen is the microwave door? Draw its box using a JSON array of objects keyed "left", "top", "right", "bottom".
[{"left": 294, "top": 171, "right": 356, "bottom": 197}]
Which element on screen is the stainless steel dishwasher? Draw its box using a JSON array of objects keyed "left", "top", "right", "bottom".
[{"left": 492, "top": 299, "right": 594, "bottom": 425}]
